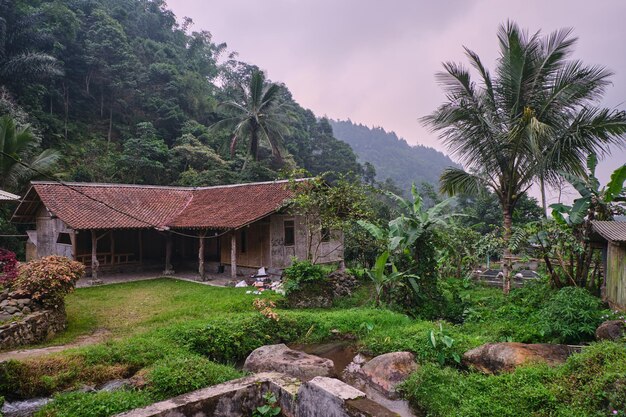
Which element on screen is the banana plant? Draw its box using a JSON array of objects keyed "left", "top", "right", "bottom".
[
  {"left": 551, "top": 154, "right": 626, "bottom": 225},
  {"left": 365, "top": 251, "right": 403, "bottom": 306}
]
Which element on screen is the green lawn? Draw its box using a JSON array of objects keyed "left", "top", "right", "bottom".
[
  {"left": 60, "top": 278, "right": 267, "bottom": 344},
  {"left": 0, "top": 278, "right": 624, "bottom": 417}
]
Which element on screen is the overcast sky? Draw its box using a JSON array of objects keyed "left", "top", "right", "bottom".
[{"left": 168, "top": 0, "right": 625, "bottom": 189}]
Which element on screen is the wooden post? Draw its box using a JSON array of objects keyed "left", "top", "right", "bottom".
[
  {"left": 110, "top": 230, "right": 115, "bottom": 265},
  {"left": 164, "top": 231, "right": 174, "bottom": 275},
  {"left": 198, "top": 230, "right": 206, "bottom": 280},
  {"left": 91, "top": 230, "right": 99, "bottom": 280},
  {"left": 231, "top": 231, "right": 237, "bottom": 279},
  {"left": 138, "top": 230, "right": 143, "bottom": 267}
]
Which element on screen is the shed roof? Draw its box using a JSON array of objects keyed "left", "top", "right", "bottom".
[
  {"left": 592, "top": 221, "right": 626, "bottom": 243},
  {"left": 0, "top": 189, "right": 20, "bottom": 201},
  {"left": 12, "top": 180, "right": 296, "bottom": 230}
]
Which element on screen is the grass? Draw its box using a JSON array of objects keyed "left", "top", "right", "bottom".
[{"left": 1, "top": 277, "right": 623, "bottom": 417}]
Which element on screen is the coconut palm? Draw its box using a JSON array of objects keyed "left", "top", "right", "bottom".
[
  {"left": 0, "top": 115, "right": 60, "bottom": 191},
  {"left": 216, "top": 70, "right": 289, "bottom": 166},
  {"left": 422, "top": 21, "right": 626, "bottom": 293}
]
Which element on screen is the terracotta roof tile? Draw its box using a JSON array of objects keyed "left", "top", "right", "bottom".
[{"left": 13, "top": 180, "right": 296, "bottom": 230}]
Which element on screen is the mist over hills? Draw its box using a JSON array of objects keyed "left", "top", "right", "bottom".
[{"left": 329, "top": 119, "right": 457, "bottom": 191}]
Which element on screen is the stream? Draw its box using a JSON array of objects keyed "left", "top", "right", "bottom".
[{"left": 288, "top": 341, "right": 420, "bottom": 417}]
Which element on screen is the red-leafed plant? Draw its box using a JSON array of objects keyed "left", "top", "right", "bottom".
[
  {"left": 0, "top": 248, "right": 18, "bottom": 285},
  {"left": 13, "top": 256, "right": 85, "bottom": 307}
]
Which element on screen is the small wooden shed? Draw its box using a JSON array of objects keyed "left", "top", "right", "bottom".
[{"left": 592, "top": 221, "right": 626, "bottom": 310}]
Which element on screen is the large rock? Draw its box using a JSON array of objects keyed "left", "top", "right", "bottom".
[
  {"left": 356, "top": 351, "right": 418, "bottom": 398},
  {"left": 595, "top": 320, "right": 626, "bottom": 341},
  {"left": 243, "top": 344, "right": 334, "bottom": 380},
  {"left": 463, "top": 342, "right": 574, "bottom": 374}
]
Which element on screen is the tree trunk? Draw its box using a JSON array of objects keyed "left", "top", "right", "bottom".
[
  {"left": 107, "top": 102, "right": 113, "bottom": 149},
  {"left": 250, "top": 123, "right": 259, "bottom": 161},
  {"left": 540, "top": 176, "right": 548, "bottom": 218},
  {"left": 502, "top": 206, "right": 513, "bottom": 295}
]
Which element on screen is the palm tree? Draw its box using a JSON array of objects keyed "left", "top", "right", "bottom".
[
  {"left": 0, "top": 0, "right": 62, "bottom": 88},
  {"left": 422, "top": 22, "right": 626, "bottom": 293},
  {"left": 0, "top": 115, "right": 60, "bottom": 192},
  {"left": 216, "top": 70, "right": 289, "bottom": 166}
]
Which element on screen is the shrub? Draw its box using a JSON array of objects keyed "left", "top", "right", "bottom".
[
  {"left": 34, "top": 390, "right": 153, "bottom": 417},
  {"left": 146, "top": 354, "right": 242, "bottom": 399},
  {"left": 540, "top": 286, "right": 604, "bottom": 344},
  {"left": 282, "top": 259, "right": 327, "bottom": 296},
  {"left": 13, "top": 256, "right": 84, "bottom": 307},
  {"left": 0, "top": 248, "right": 18, "bottom": 285}
]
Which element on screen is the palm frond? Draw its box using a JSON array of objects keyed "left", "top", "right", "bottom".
[{"left": 439, "top": 167, "right": 486, "bottom": 196}]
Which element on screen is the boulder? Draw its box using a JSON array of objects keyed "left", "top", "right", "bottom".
[
  {"left": 595, "top": 320, "right": 626, "bottom": 341},
  {"left": 463, "top": 342, "right": 574, "bottom": 374},
  {"left": 243, "top": 343, "right": 334, "bottom": 380},
  {"left": 357, "top": 351, "right": 418, "bottom": 398}
]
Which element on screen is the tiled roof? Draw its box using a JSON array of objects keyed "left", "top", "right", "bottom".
[
  {"left": 592, "top": 221, "right": 626, "bottom": 243},
  {"left": 0, "top": 189, "right": 19, "bottom": 201},
  {"left": 13, "top": 180, "right": 295, "bottom": 230}
]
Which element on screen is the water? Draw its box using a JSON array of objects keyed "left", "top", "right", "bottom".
[{"left": 288, "top": 342, "right": 420, "bottom": 417}]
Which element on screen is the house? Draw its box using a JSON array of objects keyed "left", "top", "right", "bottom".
[
  {"left": 11, "top": 180, "right": 343, "bottom": 279},
  {"left": 592, "top": 221, "right": 626, "bottom": 310}
]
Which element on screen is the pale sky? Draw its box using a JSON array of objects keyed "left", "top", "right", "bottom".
[{"left": 168, "top": 0, "right": 625, "bottom": 193}]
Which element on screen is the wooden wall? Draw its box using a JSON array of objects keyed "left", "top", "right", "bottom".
[
  {"left": 606, "top": 242, "right": 626, "bottom": 310},
  {"left": 220, "top": 214, "right": 344, "bottom": 270},
  {"left": 35, "top": 206, "right": 74, "bottom": 259}
]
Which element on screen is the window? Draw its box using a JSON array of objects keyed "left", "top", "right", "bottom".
[
  {"left": 284, "top": 220, "right": 295, "bottom": 246},
  {"left": 240, "top": 229, "right": 248, "bottom": 253},
  {"left": 57, "top": 232, "right": 71, "bottom": 245},
  {"left": 321, "top": 227, "right": 331, "bottom": 242}
]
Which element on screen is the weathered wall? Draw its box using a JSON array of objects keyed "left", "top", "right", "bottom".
[
  {"left": 35, "top": 206, "right": 74, "bottom": 259},
  {"left": 220, "top": 219, "right": 271, "bottom": 268},
  {"left": 269, "top": 214, "right": 343, "bottom": 268},
  {"left": 0, "top": 306, "right": 66, "bottom": 350},
  {"left": 606, "top": 242, "right": 626, "bottom": 310}
]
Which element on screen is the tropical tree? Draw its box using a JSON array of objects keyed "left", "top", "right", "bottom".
[
  {"left": 423, "top": 21, "right": 626, "bottom": 293},
  {"left": 0, "top": 115, "right": 60, "bottom": 191},
  {"left": 216, "top": 70, "right": 289, "bottom": 166},
  {"left": 0, "top": 0, "right": 62, "bottom": 89}
]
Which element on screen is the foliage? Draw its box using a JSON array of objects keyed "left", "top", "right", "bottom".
[
  {"left": 252, "top": 391, "right": 282, "bottom": 417},
  {"left": 424, "top": 21, "right": 626, "bottom": 293},
  {"left": 0, "top": 114, "right": 60, "bottom": 192},
  {"left": 34, "top": 390, "right": 153, "bottom": 417},
  {"left": 358, "top": 184, "right": 453, "bottom": 317},
  {"left": 428, "top": 322, "right": 461, "bottom": 365},
  {"left": 13, "top": 256, "right": 84, "bottom": 307},
  {"left": 288, "top": 175, "right": 373, "bottom": 262},
  {"left": 146, "top": 354, "right": 242, "bottom": 399},
  {"left": 540, "top": 286, "right": 604, "bottom": 344},
  {"left": 548, "top": 155, "right": 626, "bottom": 290},
  {"left": 282, "top": 259, "right": 327, "bottom": 296},
  {"left": 0, "top": 248, "right": 18, "bottom": 284},
  {"left": 402, "top": 341, "right": 626, "bottom": 417},
  {"left": 364, "top": 251, "right": 406, "bottom": 306},
  {"left": 215, "top": 69, "right": 290, "bottom": 165}
]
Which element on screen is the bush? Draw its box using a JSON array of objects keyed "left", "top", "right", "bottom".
[
  {"left": 146, "top": 354, "right": 242, "bottom": 399},
  {"left": 0, "top": 248, "right": 18, "bottom": 285},
  {"left": 540, "top": 286, "right": 604, "bottom": 344},
  {"left": 34, "top": 390, "right": 153, "bottom": 417},
  {"left": 401, "top": 341, "right": 626, "bottom": 417},
  {"left": 13, "top": 256, "right": 84, "bottom": 307},
  {"left": 282, "top": 259, "right": 327, "bottom": 295}
]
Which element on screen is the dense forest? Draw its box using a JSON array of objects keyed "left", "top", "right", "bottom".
[
  {"left": 0, "top": 0, "right": 365, "bottom": 192},
  {"left": 329, "top": 119, "right": 457, "bottom": 191}
]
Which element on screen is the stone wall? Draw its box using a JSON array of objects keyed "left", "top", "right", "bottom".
[{"left": 0, "top": 295, "right": 66, "bottom": 350}]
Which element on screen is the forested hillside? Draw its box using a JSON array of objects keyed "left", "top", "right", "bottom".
[
  {"left": 0, "top": 0, "right": 363, "bottom": 191},
  {"left": 330, "top": 119, "right": 457, "bottom": 190}
]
